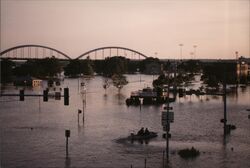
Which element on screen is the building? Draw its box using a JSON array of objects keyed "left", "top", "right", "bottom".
[
  {"left": 13, "top": 76, "right": 42, "bottom": 87},
  {"left": 32, "top": 79, "right": 42, "bottom": 87},
  {"left": 237, "top": 56, "right": 250, "bottom": 83}
]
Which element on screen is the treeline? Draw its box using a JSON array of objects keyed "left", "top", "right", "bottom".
[
  {"left": 1, "top": 57, "right": 61, "bottom": 83},
  {"left": 153, "top": 61, "right": 242, "bottom": 88},
  {"left": 0, "top": 56, "right": 162, "bottom": 82},
  {"left": 1, "top": 56, "right": 245, "bottom": 88},
  {"left": 64, "top": 56, "right": 163, "bottom": 77},
  {"left": 201, "top": 62, "right": 239, "bottom": 87}
]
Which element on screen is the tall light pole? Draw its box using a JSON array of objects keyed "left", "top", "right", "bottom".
[
  {"left": 193, "top": 45, "right": 197, "bottom": 59},
  {"left": 179, "top": 44, "right": 184, "bottom": 60},
  {"left": 235, "top": 51, "right": 239, "bottom": 60},
  {"left": 235, "top": 51, "right": 240, "bottom": 85},
  {"left": 154, "top": 52, "right": 158, "bottom": 57},
  {"left": 190, "top": 52, "right": 194, "bottom": 60}
]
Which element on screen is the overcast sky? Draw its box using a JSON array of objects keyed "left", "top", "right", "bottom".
[{"left": 1, "top": 0, "right": 249, "bottom": 59}]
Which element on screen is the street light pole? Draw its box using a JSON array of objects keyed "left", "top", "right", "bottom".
[
  {"left": 179, "top": 44, "right": 183, "bottom": 60},
  {"left": 235, "top": 51, "right": 241, "bottom": 85},
  {"left": 166, "top": 72, "right": 170, "bottom": 164},
  {"left": 190, "top": 52, "right": 194, "bottom": 60},
  {"left": 193, "top": 45, "right": 197, "bottom": 59},
  {"left": 223, "top": 82, "right": 227, "bottom": 136}
]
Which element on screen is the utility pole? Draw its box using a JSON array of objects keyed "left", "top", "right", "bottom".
[
  {"left": 65, "top": 130, "right": 70, "bottom": 157},
  {"left": 235, "top": 51, "right": 242, "bottom": 87},
  {"left": 223, "top": 81, "right": 227, "bottom": 136},
  {"left": 179, "top": 44, "right": 183, "bottom": 60},
  {"left": 161, "top": 72, "right": 174, "bottom": 165},
  {"left": 166, "top": 82, "right": 170, "bottom": 164},
  {"left": 193, "top": 45, "right": 197, "bottom": 59}
]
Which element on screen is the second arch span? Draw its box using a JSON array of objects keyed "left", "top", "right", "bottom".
[{"left": 76, "top": 46, "right": 148, "bottom": 60}]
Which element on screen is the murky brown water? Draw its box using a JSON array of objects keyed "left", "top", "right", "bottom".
[{"left": 1, "top": 75, "right": 250, "bottom": 168}]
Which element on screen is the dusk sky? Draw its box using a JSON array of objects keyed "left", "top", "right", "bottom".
[{"left": 1, "top": 0, "right": 249, "bottom": 59}]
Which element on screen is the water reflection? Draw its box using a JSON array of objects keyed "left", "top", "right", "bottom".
[
  {"left": 115, "top": 93, "right": 126, "bottom": 105},
  {"left": 0, "top": 75, "right": 250, "bottom": 168},
  {"left": 64, "top": 156, "right": 71, "bottom": 168}
]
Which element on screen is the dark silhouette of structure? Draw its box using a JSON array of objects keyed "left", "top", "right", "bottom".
[
  {"left": 0, "top": 44, "right": 71, "bottom": 60},
  {"left": 0, "top": 45, "right": 148, "bottom": 60},
  {"left": 76, "top": 46, "right": 148, "bottom": 60}
]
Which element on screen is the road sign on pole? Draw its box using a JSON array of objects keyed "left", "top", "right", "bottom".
[
  {"left": 162, "top": 111, "right": 174, "bottom": 124},
  {"left": 163, "top": 124, "right": 170, "bottom": 132},
  {"left": 164, "top": 106, "right": 173, "bottom": 110}
]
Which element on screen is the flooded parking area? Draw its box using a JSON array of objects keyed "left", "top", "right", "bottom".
[{"left": 1, "top": 75, "right": 250, "bottom": 168}]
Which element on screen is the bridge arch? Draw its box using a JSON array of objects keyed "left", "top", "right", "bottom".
[
  {"left": 0, "top": 44, "right": 71, "bottom": 60},
  {"left": 76, "top": 46, "right": 148, "bottom": 60}
]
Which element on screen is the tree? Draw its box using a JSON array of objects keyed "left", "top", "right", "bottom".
[
  {"left": 152, "top": 74, "right": 168, "bottom": 88},
  {"left": 127, "top": 60, "right": 140, "bottom": 74},
  {"left": 64, "top": 60, "right": 81, "bottom": 77},
  {"left": 81, "top": 57, "right": 94, "bottom": 75},
  {"left": 177, "top": 60, "right": 202, "bottom": 74},
  {"left": 112, "top": 74, "right": 128, "bottom": 91},
  {"left": 13, "top": 57, "right": 62, "bottom": 78},
  {"left": 0, "top": 59, "right": 15, "bottom": 83},
  {"left": 139, "top": 57, "right": 161, "bottom": 73},
  {"left": 103, "top": 56, "right": 128, "bottom": 76},
  {"left": 64, "top": 58, "right": 94, "bottom": 77},
  {"left": 201, "top": 62, "right": 237, "bottom": 87},
  {"left": 39, "top": 57, "right": 61, "bottom": 77},
  {"left": 13, "top": 61, "right": 33, "bottom": 76},
  {"left": 93, "top": 60, "right": 104, "bottom": 75}
]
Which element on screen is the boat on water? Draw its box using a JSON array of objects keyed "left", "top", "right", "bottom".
[{"left": 128, "top": 132, "right": 158, "bottom": 141}]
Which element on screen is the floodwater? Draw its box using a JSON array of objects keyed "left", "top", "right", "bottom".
[{"left": 0, "top": 75, "right": 250, "bottom": 168}]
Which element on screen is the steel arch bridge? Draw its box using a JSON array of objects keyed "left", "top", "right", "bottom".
[
  {"left": 0, "top": 44, "right": 71, "bottom": 60},
  {"left": 76, "top": 46, "right": 148, "bottom": 60}
]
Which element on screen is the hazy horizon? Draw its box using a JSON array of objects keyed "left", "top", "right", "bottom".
[{"left": 1, "top": 0, "right": 249, "bottom": 59}]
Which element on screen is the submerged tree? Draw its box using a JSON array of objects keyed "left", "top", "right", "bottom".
[
  {"left": 111, "top": 74, "right": 128, "bottom": 92},
  {"left": 103, "top": 77, "right": 111, "bottom": 93},
  {"left": 152, "top": 72, "right": 194, "bottom": 89},
  {"left": 201, "top": 62, "right": 237, "bottom": 87}
]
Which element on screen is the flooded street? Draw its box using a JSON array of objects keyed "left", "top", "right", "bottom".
[{"left": 1, "top": 75, "right": 250, "bottom": 168}]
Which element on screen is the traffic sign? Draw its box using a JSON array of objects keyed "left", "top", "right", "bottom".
[
  {"left": 65, "top": 130, "right": 70, "bottom": 137},
  {"left": 162, "top": 111, "right": 174, "bottom": 123},
  {"left": 55, "top": 92, "right": 61, "bottom": 100},
  {"left": 162, "top": 120, "right": 168, "bottom": 126},
  {"left": 164, "top": 106, "right": 173, "bottom": 110},
  {"left": 162, "top": 133, "right": 171, "bottom": 138},
  {"left": 163, "top": 124, "right": 170, "bottom": 131}
]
